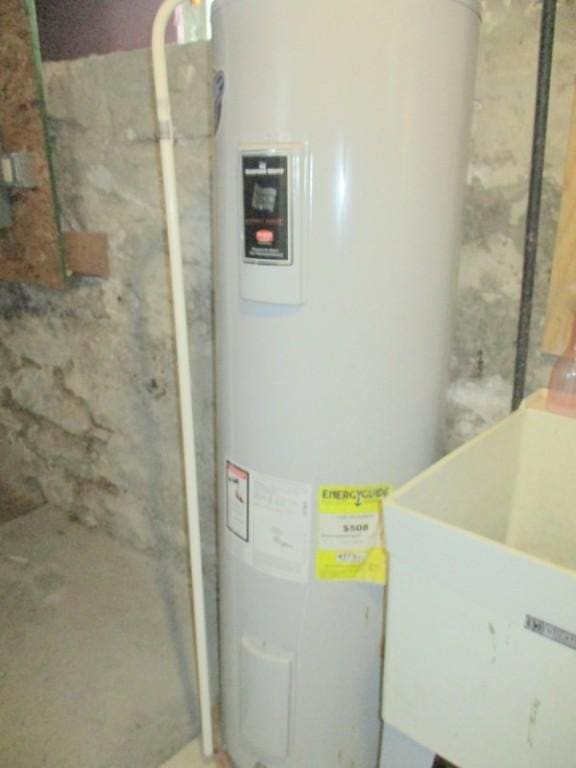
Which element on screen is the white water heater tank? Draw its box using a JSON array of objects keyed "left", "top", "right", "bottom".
[{"left": 212, "top": 1, "right": 480, "bottom": 766}]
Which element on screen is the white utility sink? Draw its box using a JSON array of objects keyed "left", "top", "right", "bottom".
[{"left": 381, "top": 392, "right": 576, "bottom": 768}]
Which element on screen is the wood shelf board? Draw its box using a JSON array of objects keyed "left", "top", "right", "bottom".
[{"left": 542, "top": 84, "right": 576, "bottom": 355}]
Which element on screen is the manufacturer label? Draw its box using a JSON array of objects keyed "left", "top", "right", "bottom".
[
  {"left": 315, "top": 484, "right": 393, "bottom": 584},
  {"left": 241, "top": 153, "right": 290, "bottom": 264},
  {"left": 525, "top": 615, "right": 576, "bottom": 652}
]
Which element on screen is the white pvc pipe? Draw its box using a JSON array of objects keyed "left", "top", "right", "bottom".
[{"left": 152, "top": 0, "right": 214, "bottom": 759}]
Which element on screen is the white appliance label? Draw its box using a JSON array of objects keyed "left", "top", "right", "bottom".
[
  {"left": 224, "top": 461, "right": 311, "bottom": 583},
  {"left": 226, "top": 461, "right": 249, "bottom": 541},
  {"left": 251, "top": 471, "right": 311, "bottom": 583}
]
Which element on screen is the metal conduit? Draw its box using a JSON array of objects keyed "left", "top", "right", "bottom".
[{"left": 511, "top": 0, "right": 557, "bottom": 410}]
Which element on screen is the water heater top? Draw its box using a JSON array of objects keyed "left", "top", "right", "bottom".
[{"left": 211, "top": 0, "right": 481, "bottom": 19}]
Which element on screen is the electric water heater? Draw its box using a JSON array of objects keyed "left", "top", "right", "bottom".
[{"left": 212, "top": 1, "right": 480, "bottom": 765}]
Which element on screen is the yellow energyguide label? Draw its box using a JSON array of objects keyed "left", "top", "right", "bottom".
[{"left": 315, "top": 484, "right": 393, "bottom": 585}]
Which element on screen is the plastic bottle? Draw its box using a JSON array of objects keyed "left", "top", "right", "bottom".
[{"left": 547, "top": 312, "right": 576, "bottom": 417}]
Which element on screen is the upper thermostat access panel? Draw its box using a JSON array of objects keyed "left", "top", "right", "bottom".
[{"left": 239, "top": 145, "right": 309, "bottom": 305}]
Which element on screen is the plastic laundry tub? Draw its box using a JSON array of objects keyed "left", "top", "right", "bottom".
[{"left": 381, "top": 392, "right": 576, "bottom": 768}]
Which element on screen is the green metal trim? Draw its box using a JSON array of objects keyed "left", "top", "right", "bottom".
[{"left": 24, "top": 0, "right": 67, "bottom": 282}]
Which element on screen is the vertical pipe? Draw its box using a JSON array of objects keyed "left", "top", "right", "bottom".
[
  {"left": 152, "top": 0, "right": 214, "bottom": 758},
  {"left": 511, "top": 0, "right": 557, "bottom": 410}
]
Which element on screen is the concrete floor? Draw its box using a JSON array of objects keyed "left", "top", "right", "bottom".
[
  {"left": 161, "top": 740, "right": 218, "bottom": 767},
  {"left": 0, "top": 506, "right": 205, "bottom": 768}
]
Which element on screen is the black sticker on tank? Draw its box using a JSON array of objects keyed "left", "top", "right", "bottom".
[
  {"left": 242, "top": 154, "right": 290, "bottom": 264},
  {"left": 213, "top": 70, "right": 225, "bottom": 135}
]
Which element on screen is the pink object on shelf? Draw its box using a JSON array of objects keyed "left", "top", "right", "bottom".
[{"left": 547, "top": 313, "right": 576, "bottom": 417}]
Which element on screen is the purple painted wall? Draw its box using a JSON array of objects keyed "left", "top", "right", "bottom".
[{"left": 36, "top": 0, "right": 176, "bottom": 61}]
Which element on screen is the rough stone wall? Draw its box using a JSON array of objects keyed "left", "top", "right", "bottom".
[
  {"left": 447, "top": 0, "right": 576, "bottom": 448},
  {"left": 1, "top": 1, "right": 576, "bottom": 606},
  {"left": 0, "top": 43, "right": 216, "bottom": 584}
]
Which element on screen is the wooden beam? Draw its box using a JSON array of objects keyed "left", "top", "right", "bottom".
[
  {"left": 0, "top": 0, "right": 65, "bottom": 288},
  {"left": 542, "top": 84, "right": 576, "bottom": 355}
]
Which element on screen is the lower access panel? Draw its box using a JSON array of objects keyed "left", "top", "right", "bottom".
[{"left": 240, "top": 636, "right": 293, "bottom": 758}]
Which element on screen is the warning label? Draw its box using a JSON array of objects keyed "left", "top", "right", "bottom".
[
  {"left": 226, "top": 461, "right": 249, "bottom": 541},
  {"left": 315, "top": 483, "right": 394, "bottom": 584}
]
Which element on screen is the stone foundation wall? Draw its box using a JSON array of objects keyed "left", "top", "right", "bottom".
[
  {"left": 0, "top": 43, "right": 216, "bottom": 579},
  {"left": 0, "top": 0, "right": 575, "bottom": 623},
  {"left": 448, "top": 0, "right": 576, "bottom": 446}
]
